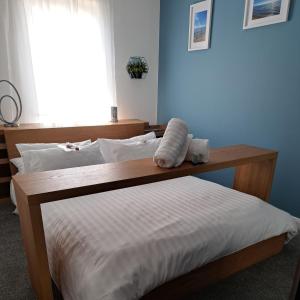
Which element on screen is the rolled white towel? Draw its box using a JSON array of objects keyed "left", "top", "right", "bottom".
[
  {"left": 154, "top": 118, "right": 189, "bottom": 168},
  {"left": 174, "top": 134, "right": 193, "bottom": 167},
  {"left": 185, "top": 139, "right": 209, "bottom": 164}
]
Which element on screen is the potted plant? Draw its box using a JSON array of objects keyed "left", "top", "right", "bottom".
[{"left": 126, "top": 56, "right": 149, "bottom": 79}]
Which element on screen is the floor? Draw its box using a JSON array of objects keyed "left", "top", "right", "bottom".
[{"left": 1, "top": 203, "right": 299, "bottom": 300}]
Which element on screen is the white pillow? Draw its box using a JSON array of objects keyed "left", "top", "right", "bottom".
[
  {"left": 16, "top": 140, "right": 91, "bottom": 155},
  {"left": 10, "top": 179, "right": 17, "bottom": 211},
  {"left": 97, "top": 132, "right": 156, "bottom": 145},
  {"left": 10, "top": 157, "right": 25, "bottom": 174},
  {"left": 99, "top": 138, "right": 162, "bottom": 163},
  {"left": 186, "top": 139, "right": 210, "bottom": 164},
  {"left": 22, "top": 141, "right": 104, "bottom": 173},
  {"left": 174, "top": 134, "right": 193, "bottom": 167},
  {"left": 12, "top": 140, "right": 92, "bottom": 173}
]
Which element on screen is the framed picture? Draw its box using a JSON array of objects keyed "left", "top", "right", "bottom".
[
  {"left": 243, "top": 0, "right": 290, "bottom": 30},
  {"left": 188, "top": 0, "right": 213, "bottom": 52}
]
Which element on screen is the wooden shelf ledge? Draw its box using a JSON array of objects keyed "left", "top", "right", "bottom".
[
  {"left": 1, "top": 119, "right": 145, "bottom": 131},
  {"left": 13, "top": 144, "right": 277, "bottom": 206},
  {"left": 0, "top": 143, "right": 7, "bottom": 150}
]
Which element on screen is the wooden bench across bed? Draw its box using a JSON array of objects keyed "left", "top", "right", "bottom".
[{"left": 5, "top": 122, "right": 281, "bottom": 300}]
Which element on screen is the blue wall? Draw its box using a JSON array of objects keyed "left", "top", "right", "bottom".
[{"left": 158, "top": 0, "right": 300, "bottom": 216}]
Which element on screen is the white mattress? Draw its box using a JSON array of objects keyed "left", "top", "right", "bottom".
[{"left": 41, "top": 176, "right": 298, "bottom": 300}]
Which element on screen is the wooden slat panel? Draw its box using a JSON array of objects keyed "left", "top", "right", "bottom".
[
  {"left": 0, "top": 162, "right": 11, "bottom": 177},
  {"left": 144, "top": 124, "right": 166, "bottom": 138},
  {"left": 0, "top": 177, "right": 10, "bottom": 183},
  {"left": 0, "top": 135, "right": 5, "bottom": 144},
  {"left": 0, "top": 128, "right": 11, "bottom": 205},
  {"left": 0, "top": 149, "right": 8, "bottom": 159},
  {"left": 0, "top": 181, "right": 10, "bottom": 197},
  {"left": 0, "top": 158, "right": 9, "bottom": 164}
]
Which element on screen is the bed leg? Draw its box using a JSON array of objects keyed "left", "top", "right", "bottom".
[
  {"left": 233, "top": 156, "right": 277, "bottom": 202},
  {"left": 14, "top": 183, "right": 54, "bottom": 300}
]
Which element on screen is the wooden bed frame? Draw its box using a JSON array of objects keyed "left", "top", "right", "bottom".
[{"left": 5, "top": 121, "right": 283, "bottom": 300}]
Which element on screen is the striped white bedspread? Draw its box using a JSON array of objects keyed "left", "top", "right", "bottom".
[{"left": 41, "top": 176, "right": 298, "bottom": 300}]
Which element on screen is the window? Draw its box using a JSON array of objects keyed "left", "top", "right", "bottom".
[{"left": 24, "top": 0, "right": 115, "bottom": 124}]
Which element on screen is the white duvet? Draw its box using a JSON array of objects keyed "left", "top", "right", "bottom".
[{"left": 41, "top": 176, "right": 298, "bottom": 300}]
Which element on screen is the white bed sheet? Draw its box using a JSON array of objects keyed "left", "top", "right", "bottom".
[{"left": 41, "top": 176, "right": 298, "bottom": 300}]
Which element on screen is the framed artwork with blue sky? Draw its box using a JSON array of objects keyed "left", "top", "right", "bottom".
[
  {"left": 188, "top": 0, "right": 213, "bottom": 51},
  {"left": 243, "top": 0, "right": 291, "bottom": 29}
]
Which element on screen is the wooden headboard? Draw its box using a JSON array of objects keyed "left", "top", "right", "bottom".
[{"left": 4, "top": 119, "right": 145, "bottom": 174}]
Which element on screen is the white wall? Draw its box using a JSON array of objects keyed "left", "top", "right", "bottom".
[
  {"left": 113, "top": 0, "right": 160, "bottom": 125},
  {"left": 0, "top": 0, "right": 161, "bottom": 125}
]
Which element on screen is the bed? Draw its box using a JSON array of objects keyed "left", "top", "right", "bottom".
[
  {"left": 4, "top": 121, "right": 299, "bottom": 300},
  {"left": 42, "top": 176, "right": 297, "bottom": 300}
]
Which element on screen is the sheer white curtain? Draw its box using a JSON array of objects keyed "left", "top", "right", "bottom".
[
  {"left": 0, "top": 0, "right": 116, "bottom": 125},
  {"left": 0, "top": 0, "right": 39, "bottom": 123}
]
